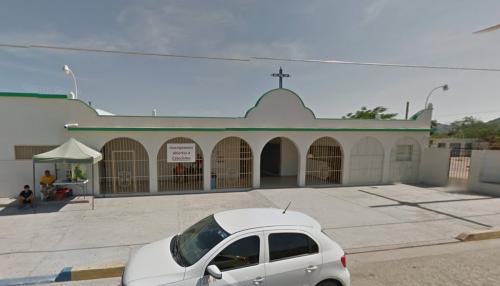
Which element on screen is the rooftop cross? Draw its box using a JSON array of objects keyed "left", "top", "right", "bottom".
[{"left": 271, "top": 67, "right": 290, "bottom": 88}]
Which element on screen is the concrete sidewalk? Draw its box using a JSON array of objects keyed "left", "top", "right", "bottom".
[{"left": 1, "top": 184, "right": 499, "bottom": 281}]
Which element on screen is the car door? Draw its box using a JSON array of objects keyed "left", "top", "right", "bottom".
[
  {"left": 201, "top": 232, "right": 266, "bottom": 286},
  {"left": 264, "top": 231, "right": 323, "bottom": 286}
]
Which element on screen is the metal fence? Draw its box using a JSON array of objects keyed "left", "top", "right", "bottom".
[
  {"left": 157, "top": 137, "right": 204, "bottom": 192},
  {"left": 306, "top": 137, "right": 343, "bottom": 185},
  {"left": 211, "top": 137, "right": 253, "bottom": 189},
  {"left": 99, "top": 138, "right": 150, "bottom": 194},
  {"left": 448, "top": 148, "right": 471, "bottom": 186}
]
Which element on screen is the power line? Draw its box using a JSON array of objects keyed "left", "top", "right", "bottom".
[
  {"left": 2, "top": 42, "right": 500, "bottom": 72},
  {"left": 0, "top": 43, "right": 250, "bottom": 62},
  {"left": 252, "top": 57, "right": 500, "bottom": 72}
]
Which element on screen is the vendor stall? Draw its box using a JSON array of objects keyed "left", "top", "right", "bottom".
[{"left": 32, "top": 138, "right": 102, "bottom": 209}]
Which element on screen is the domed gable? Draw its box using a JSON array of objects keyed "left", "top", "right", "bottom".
[{"left": 245, "top": 89, "right": 316, "bottom": 125}]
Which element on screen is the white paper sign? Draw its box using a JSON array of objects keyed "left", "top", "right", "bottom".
[{"left": 167, "top": 143, "right": 196, "bottom": 163}]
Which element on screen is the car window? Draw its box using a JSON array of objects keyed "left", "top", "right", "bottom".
[
  {"left": 209, "top": 236, "right": 260, "bottom": 271},
  {"left": 269, "top": 233, "right": 318, "bottom": 261},
  {"left": 178, "top": 215, "right": 229, "bottom": 267}
]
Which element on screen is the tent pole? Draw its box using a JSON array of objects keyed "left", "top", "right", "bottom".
[
  {"left": 32, "top": 162, "right": 36, "bottom": 203},
  {"left": 92, "top": 164, "right": 95, "bottom": 210}
]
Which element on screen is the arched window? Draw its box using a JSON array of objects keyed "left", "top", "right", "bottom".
[
  {"left": 211, "top": 137, "right": 253, "bottom": 189},
  {"left": 99, "top": 138, "right": 149, "bottom": 194},
  {"left": 306, "top": 137, "right": 343, "bottom": 185},
  {"left": 157, "top": 137, "right": 203, "bottom": 192}
]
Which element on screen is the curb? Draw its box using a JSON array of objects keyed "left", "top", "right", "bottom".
[
  {"left": 69, "top": 264, "right": 125, "bottom": 281},
  {"left": 0, "top": 264, "right": 125, "bottom": 286},
  {"left": 456, "top": 229, "right": 500, "bottom": 241}
]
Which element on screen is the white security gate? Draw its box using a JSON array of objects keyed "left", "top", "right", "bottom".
[
  {"left": 99, "top": 138, "right": 150, "bottom": 194},
  {"left": 390, "top": 137, "right": 421, "bottom": 184},
  {"left": 306, "top": 137, "right": 343, "bottom": 185},
  {"left": 349, "top": 137, "right": 384, "bottom": 185},
  {"left": 211, "top": 137, "right": 253, "bottom": 189},
  {"left": 157, "top": 137, "right": 204, "bottom": 192}
]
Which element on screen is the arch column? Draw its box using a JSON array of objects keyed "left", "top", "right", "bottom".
[
  {"left": 342, "top": 147, "right": 351, "bottom": 185},
  {"left": 149, "top": 158, "right": 158, "bottom": 193},
  {"left": 203, "top": 155, "right": 211, "bottom": 191},
  {"left": 298, "top": 150, "right": 306, "bottom": 187},
  {"left": 253, "top": 155, "right": 261, "bottom": 188}
]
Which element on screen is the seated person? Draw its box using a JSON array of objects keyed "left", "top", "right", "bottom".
[
  {"left": 18, "top": 185, "right": 34, "bottom": 208},
  {"left": 40, "top": 170, "right": 56, "bottom": 200}
]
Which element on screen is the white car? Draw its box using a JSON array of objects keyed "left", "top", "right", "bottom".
[{"left": 122, "top": 208, "right": 350, "bottom": 286}]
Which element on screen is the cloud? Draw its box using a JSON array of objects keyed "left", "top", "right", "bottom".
[{"left": 362, "top": 0, "right": 391, "bottom": 25}]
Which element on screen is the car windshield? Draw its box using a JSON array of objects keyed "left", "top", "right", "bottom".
[{"left": 177, "top": 215, "right": 229, "bottom": 267}]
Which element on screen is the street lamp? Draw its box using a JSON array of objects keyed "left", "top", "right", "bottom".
[
  {"left": 62, "top": 64, "right": 78, "bottom": 99},
  {"left": 424, "top": 84, "right": 448, "bottom": 109}
]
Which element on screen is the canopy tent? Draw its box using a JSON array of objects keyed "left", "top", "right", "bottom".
[{"left": 32, "top": 138, "right": 102, "bottom": 209}]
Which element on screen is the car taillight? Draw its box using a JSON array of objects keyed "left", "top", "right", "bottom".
[{"left": 341, "top": 255, "right": 347, "bottom": 268}]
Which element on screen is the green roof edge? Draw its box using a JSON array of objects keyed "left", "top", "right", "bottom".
[
  {"left": 0, "top": 92, "right": 67, "bottom": 99},
  {"left": 68, "top": 127, "right": 431, "bottom": 132}
]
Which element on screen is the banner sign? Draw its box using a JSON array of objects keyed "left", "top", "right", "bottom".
[{"left": 167, "top": 143, "right": 196, "bottom": 163}]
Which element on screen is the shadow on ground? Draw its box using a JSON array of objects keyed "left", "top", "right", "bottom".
[{"left": 0, "top": 197, "right": 91, "bottom": 216}]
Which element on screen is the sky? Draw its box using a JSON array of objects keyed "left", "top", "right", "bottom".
[{"left": 1, "top": 0, "right": 500, "bottom": 123}]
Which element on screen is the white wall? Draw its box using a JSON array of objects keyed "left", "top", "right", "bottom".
[
  {"left": 468, "top": 150, "right": 500, "bottom": 196},
  {"left": 280, "top": 138, "right": 298, "bottom": 176},
  {"left": 0, "top": 89, "right": 432, "bottom": 197},
  {"left": 419, "top": 148, "right": 450, "bottom": 186}
]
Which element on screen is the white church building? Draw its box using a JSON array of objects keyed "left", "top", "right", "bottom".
[{"left": 0, "top": 88, "right": 432, "bottom": 197}]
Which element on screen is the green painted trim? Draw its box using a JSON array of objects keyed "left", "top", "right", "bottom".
[
  {"left": 68, "top": 127, "right": 430, "bottom": 132},
  {"left": 0, "top": 92, "right": 67, "bottom": 99}
]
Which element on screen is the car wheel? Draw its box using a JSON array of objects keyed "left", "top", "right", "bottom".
[{"left": 317, "top": 280, "right": 342, "bottom": 286}]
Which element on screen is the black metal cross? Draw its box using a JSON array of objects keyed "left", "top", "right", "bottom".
[{"left": 271, "top": 67, "right": 290, "bottom": 88}]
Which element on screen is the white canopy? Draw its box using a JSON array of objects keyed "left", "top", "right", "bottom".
[{"left": 33, "top": 138, "right": 102, "bottom": 164}]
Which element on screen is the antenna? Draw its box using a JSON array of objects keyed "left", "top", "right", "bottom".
[{"left": 282, "top": 201, "right": 292, "bottom": 214}]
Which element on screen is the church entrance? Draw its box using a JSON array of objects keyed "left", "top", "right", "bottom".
[{"left": 260, "top": 137, "right": 299, "bottom": 188}]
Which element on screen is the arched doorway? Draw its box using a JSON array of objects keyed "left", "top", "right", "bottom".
[
  {"left": 211, "top": 137, "right": 253, "bottom": 190},
  {"left": 390, "top": 137, "right": 421, "bottom": 184},
  {"left": 157, "top": 137, "right": 203, "bottom": 192},
  {"left": 99, "top": 138, "right": 149, "bottom": 194},
  {"left": 260, "top": 137, "right": 299, "bottom": 188},
  {"left": 349, "top": 137, "right": 385, "bottom": 185},
  {"left": 306, "top": 137, "right": 343, "bottom": 185}
]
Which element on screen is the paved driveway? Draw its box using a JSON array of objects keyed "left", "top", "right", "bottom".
[{"left": 1, "top": 184, "right": 499, "bottom": 280}]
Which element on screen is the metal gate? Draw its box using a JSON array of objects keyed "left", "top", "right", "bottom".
[
  {"left": 157, "top": 137, "right": 203, "bottom": 192},
  {"left": 448, "top": 148, "right": 471, "bottom": 186},
  {"left": 306, "top": 137, "right": 343, "bottom": 185},
  {"left": 211, "top": 137, "right": 253, "bottom": 189},
  {"left": 99, "top": 138, "right": 150, "bottom": 194}
]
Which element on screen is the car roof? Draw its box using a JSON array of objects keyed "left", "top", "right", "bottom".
[{"left": 214, "top": 208, "right": 321, "bottom": 234}]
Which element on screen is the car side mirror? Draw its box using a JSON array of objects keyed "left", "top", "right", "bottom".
[{"left": 206, "top": 265, "right": 222, "bottom": 279}]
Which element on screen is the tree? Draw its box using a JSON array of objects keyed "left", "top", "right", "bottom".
[
  {"left": 343, "top": 106, "right": 398, "bottom": 119},
  {"left": 448, "top": 116, "right": 500, "bottom": 142}
]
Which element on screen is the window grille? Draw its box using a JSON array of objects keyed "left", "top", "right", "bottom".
[
  {"left": 99, "top": 138, "right": 150, "bottom": 194},
  {"left": 211, "top": 137, "right": 253, "bottom": 189},
  {"left": 306, "top": 137, "right": 343, "bottom": 185},
  {"left": 157, "top": 137, "right": 203, "bottom": 192},
  {"left": 14, "top": 145, "right": 58, "bottom": 160}
]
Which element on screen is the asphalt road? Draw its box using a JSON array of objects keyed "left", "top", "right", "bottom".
[
  {"left": 42, "top": 239, "right": 500, "bottom": 286},
  {"left": 350, "top": 239, "right": 500, "bottom": 286}
]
